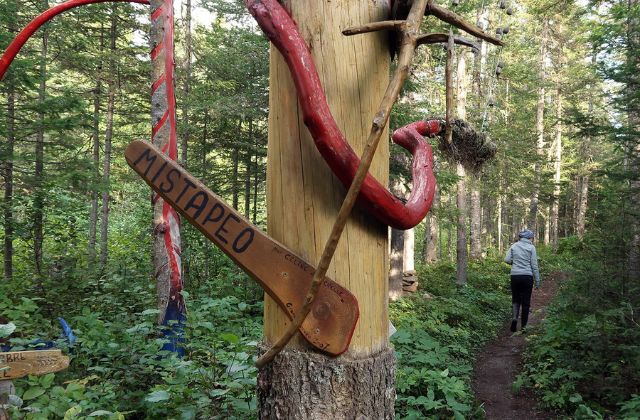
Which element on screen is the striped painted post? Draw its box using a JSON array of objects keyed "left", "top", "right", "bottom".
[{"left": 149, "top": 0, "right": 185, "bottom": 354}]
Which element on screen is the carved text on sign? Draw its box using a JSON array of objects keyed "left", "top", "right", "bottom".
[
  {"left": 0, "top": 350, "right": 70, "bottom": 380},
  {"left": 125, "top": 141, "right": 359, "bottom": 355}
]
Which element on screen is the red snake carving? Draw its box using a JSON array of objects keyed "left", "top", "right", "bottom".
[{"left": 0, "top": 0, "right": 438, "bottom": 232}]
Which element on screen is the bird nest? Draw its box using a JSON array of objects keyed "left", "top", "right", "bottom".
[{"left": 437, "top": 119, "right": 497, "bottom": 173}]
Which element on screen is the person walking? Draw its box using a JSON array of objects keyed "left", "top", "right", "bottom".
[{"left": 505, "top": 230, "right": 541, "bottom": 332}]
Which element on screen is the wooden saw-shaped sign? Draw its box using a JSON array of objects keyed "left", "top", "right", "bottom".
[
  {"left": 125, "top": 141, "right": 359, "bottom": 355},
  {"left": 0, "top": 350, "right": 69, "bottom": 380}
]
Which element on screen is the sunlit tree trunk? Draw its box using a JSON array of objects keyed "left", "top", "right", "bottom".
[
  {"left": 260, "top": 1, "right": 394, "bottom": 415},
  {"left": 470, "top": 177, "right": 482, "bottom": 260},
  {"left": 424, "top": 189, "right": 439, "bottom": 263},
  {"left": 456, "top": 51, "right": 469, "bottom": 286}
]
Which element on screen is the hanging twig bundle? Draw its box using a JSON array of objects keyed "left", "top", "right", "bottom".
[{"left": 437, "top": 119, "right": 497, "bottom": 172}]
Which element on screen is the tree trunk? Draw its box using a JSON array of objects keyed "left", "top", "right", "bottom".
[
  {"left": 424, "top": 189, "right": 439, "bottom": 263},
  {"left": 456, "top": 51, "right": 469, "bottom": 286},
  {"left": 244, "top": 119, "right": 253, "bottom": 219},
  {"left": 529, "top": 20, "right": 548, "bottom": 233},
  {"left": 628, "top": 0, "right": 640, "bottom": 281},
  {"left": 180, "top": 0, "right": 191, "bottom": 168},
  {"left": 150, "top": 0, "right": 185, "bottom": 328},
  {"left": 389, "top": 226, "right": 404, "bottom": 301},
  {"left": 550, "top": 88, "right": 562, "bottom": 248},
  {"left": 470, "top": 177, "right": 482, "bottom": 259},
  {"left": 575, "top": 55, "right": 595, "bottom": 239},
  {"left": 99, "top": 10, "right": 117, "bottom": 269},
  {"left": 232, "top": 144, "right": 240, "bottom": 210},
  {"left": 260, "top": 0, "right": 394, "bottom": 416},
  {"left": 34, "top": 14, "right": 48, "bottom": 279},
  {"left": 3, "top": 87, "right": 15, "bottom": 281},
  {"left": 88, "top": 80, "right": 101, "bottom": 267}
]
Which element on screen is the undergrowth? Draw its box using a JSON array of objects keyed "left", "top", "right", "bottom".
[
  {"left": 391, "top": 258, "right": 511, "bottom": 419},
  {"left": 515, "top": 236, "right": 640, "bottom": 419}
]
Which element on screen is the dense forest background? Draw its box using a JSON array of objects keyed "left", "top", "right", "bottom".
[{"left": 0, "top": 0, "right": 638, "bottom": 418}]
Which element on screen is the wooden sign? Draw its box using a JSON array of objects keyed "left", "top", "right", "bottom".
[
  {"left": 0, "top": 350, "right": 69, "bottom": 380},
  {"left": 125, "top": 141, "right": 359, "bottom": 356}
]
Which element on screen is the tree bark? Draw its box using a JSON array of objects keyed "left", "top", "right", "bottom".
[
  {"left": 34, "top": 7, "right": 48, "bottom": 279},
  {"left": 244, "top": 119, "right": 253, "bottom": 219},
  {"left": 232, "top": 143, "right": 240, "bottom": 210},
  {"left": 88, "top": 80, "right": 101, "bottom": 267},
  {"left": 99, "top": 9, "right": 117, "bottom": 269},
  {"left": 261, "top": 0, "right": 393, "bottom": 416},
  {"left": 3, "top": 87, "right": 15, "bottom": 281},
  {"left": 470, "top": 177, "right": 482, "bottom": 259},
  {"left": 180, "top": 0, "right": 191, "bottom": 168},
  {"left": 424, "top": 189, "right": 439, "bottom": 263},
  {"left": 150, "top": 0, "right": 184, "bottom": 326},
  {"left": 628, "top": 0, "right": 640, "bottom": 282},
  {"left": 389, "top": 226, "right": 404, "bottom": 300},
  {"left": 456, "top": 51, "right": 469, "bottom": 286},
  {"left": 550, "top": 88, "right": 562, "bottom": 249},
  {"left": 529, "top": 20, "right": 548, "bottom": 235}
]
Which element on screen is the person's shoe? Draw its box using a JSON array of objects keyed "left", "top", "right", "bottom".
[{"left": 510, "top": 319, "right": 517, "bottom": 332}]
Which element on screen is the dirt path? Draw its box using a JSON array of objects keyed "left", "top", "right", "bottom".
[{"left": 472, "top": 272, "right": 565, "bottom": 419}]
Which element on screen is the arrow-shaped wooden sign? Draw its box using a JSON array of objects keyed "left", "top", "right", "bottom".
[
  {"left": 125, "top": 141, "right": 359, "bottom": 356},
  {"left": 0, "top": 350, "right": 70, "bottom": 380}
]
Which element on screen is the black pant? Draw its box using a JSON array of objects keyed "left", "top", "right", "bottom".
[{"left": 511, "top": 275, "right": 533, "bottom": 327}]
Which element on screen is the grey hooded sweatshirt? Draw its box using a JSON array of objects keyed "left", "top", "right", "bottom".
[{"left": 504, "top": 238, "right": 541, "bottom": 287}]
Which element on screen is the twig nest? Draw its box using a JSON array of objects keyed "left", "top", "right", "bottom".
[{"left": 438, "top": 119, "right": 497, "bottom": 173}]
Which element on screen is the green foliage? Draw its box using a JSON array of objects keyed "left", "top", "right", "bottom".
[
  {"left": 392, "top": 259, "right": 511, "bottom": 419},
  {"left": 517, "top": 233, "right": 640, "bottom": 418}
]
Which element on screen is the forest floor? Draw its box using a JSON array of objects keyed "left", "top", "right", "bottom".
[{"left": 472, "top": 272, "right": 565, "bottom": 420}]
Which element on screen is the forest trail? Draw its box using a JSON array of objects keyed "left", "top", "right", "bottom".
[{"left": 472, "top": 272, "right": 565, "bottom": 419}]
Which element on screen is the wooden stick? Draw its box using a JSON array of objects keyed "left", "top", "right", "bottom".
[
  {"left": 445, "top": 29, "right": 454, "bottom": 144},
  {"left": 256, "top": 0, "right": 431, "bottom": 369},
  {"left": 416, "top": 33, "right": 479, "bottom": 50},
  {"left": 342, "top": 20, "right": 405, "bottom": 36},
  {"left": 426, "top": 2, "right": 504, "bottom": 46}
]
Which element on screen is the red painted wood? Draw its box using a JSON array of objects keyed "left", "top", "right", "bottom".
[{"left": 246, "top": 0, "right": 439, "bottom": 230}]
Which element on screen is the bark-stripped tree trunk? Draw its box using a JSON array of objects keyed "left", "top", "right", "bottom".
[
  {"left": 529, "top": 19, "right": 548, "bottom": 235},
  {"left": 259, "top": 1, "right": 394, "bottom": 416},
  {"left": 99, "top": 10, "right": 117, "bottom": 269},
  {"left": 550, "top": 88, "right": 562, "bottom": 248},
  {"left": 456, "top": 51, "right": 469, "bottom": 286},
  {"left": 150, "top": 0, "right": 185, "bottom": 331},
  {"left": 4, "top": 86, "right": 15, "bottom": 281}
]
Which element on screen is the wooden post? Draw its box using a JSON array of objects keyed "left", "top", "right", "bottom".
[{"left": 259, "top": 0, "right": 394, "bottom": 417}]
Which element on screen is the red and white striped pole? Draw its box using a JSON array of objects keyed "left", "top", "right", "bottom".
[{"left": 149, "top": 0, "right": 185, "bottom": 347}]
